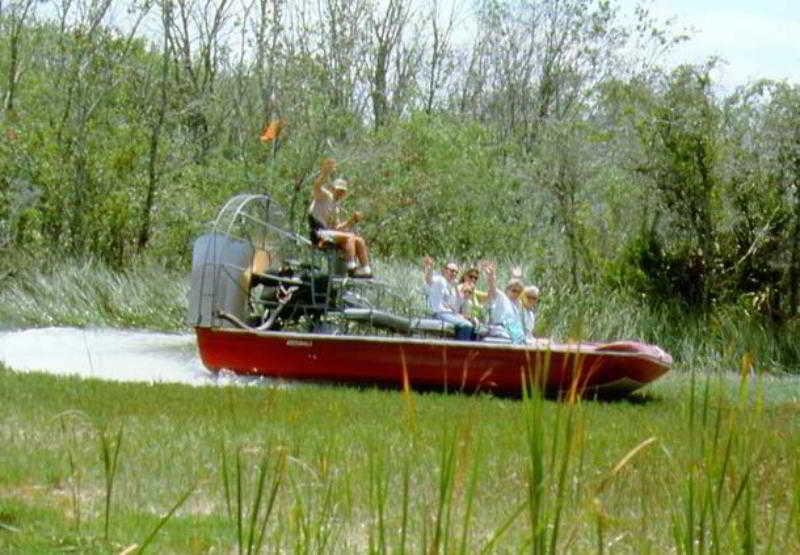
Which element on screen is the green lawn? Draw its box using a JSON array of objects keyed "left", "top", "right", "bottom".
[{"left": 1, "top": 365, "right": 798, "bottom": 553}]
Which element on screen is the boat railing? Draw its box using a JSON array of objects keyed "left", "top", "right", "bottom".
[{"left": 191, "top": 191, "right": 432, "bottom": 334}]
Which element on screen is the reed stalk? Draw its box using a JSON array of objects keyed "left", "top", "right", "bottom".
[{"left": 99, "top": 425, "right": 123, "bottom": 543}]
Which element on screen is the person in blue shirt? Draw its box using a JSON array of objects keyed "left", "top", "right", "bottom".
[{"left": 482, "top": 261, "right": 526, "bottom": 344}]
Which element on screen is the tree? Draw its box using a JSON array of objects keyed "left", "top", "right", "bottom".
[
  {"left": 459, "top": 0, "right": 630, "bottom": 148},
  {"left": 169, "top": 0, "right": 234, "bottom": 162},
  {"left": 531, "top": 119, "right": 597, "bottom": 290},
  {"left": 747, "top": 82, "right": 800, "bottom": 318},
  {"left": 254, "top": 0, "right": 285, "bottom": 123},
  {"left": 1, "top": 0, "right": 37, "bottom": 114},
  {"left": 625, "top": 64, "right": 723, "bottom": 308},
  {"left": 367, "top": 0, "right": 411, "bottom": 129},
  {"left": 422, "top": 0, "right": 456, "bottom": 115},
  {"left": 138, "top": 0, "right": 173, "bottom": 252}
]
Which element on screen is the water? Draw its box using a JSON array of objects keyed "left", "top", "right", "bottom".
[{"left": 0, "top": 327, "right": 272, "bottom": 387}]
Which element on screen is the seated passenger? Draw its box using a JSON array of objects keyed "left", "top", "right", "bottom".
[
  {"left": 308, "top": 158, "right": 372, "bottom": 278},
  {"left": 481, "top": 261, "right": 526, "bottom": 344},
  {"left": 521, "top": 285, "right": 540, "bottom": 342},
  {"left": 457, "top": 266, "right": 488, "bottom": 326},
  {"left": 422, "top": 256, "right": 475, "bottom": 341}
]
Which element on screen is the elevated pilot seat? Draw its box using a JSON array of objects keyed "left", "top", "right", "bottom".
[
  {"left": 313, "top": 238, "right": 348, "bottom": 277},
  {"left": 309, "top": 214, "right": 349, "bottom": 277}
]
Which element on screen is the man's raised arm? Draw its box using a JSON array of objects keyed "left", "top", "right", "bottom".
[{"left": 312, "top": 158, "right": 336, "bottom": 199}]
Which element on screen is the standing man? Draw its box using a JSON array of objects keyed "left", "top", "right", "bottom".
[{"left": 422, "top": 256, "right": 475, "bottom": 340}]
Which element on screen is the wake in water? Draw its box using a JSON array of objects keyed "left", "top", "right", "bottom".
[{"left": 0, "top": 327, "right": 274, "bottom": 387}]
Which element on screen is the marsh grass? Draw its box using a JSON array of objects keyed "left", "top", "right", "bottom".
[
  {"left": 99, "top": 424, "right": 123, "bottom": 542},
  {"left": 667, "top": 366, "right": 796, "bottom": 554},
  {"left": 0, "top": 256, "right": 187, "bottom": 331},
  {"left": 219, "top": 441, "right": 286, "bottom": 554},
  {"left": 1, "top": 364, "right": 798, "bottom": 553},
  {"left": 2, "top": 255, "right": 799, "bottom": 373},
  {"left": 10, "top": 410, "right": 195, "bottom": 553}
]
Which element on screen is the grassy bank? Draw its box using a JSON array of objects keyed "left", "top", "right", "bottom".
[{"left": 1, "top": 365, "right": 798, "bottom": 553}]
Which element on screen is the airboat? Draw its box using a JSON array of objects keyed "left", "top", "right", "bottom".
[{"left": 188, "top": 194, "right": 672, "bottom": 397}]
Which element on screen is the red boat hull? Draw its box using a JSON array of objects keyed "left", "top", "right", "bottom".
[{"left": 196, "top": 327, "right": 672, "bottom": 397}]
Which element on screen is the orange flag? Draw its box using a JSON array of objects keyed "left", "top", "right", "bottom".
[{"left": 260, "top": 119, "right": 285, "bottom": 143}]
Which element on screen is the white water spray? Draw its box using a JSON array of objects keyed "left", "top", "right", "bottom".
[{"left": 0, "top": 327, "right": 272, "bottom": 387}]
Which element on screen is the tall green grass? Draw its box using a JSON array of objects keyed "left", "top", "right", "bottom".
[
  {"left": 1, "top": 365, "right": 798, "bottom": 552},
  {"left": 219, "top": 441, "right": 286, "bottom": 554},
  {"left": 0, "top": 256, "right": 187, "bottom": 330}
]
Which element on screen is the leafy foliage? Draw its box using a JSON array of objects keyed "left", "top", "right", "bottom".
[{"left": 1, "top": 1, "right": 799, "bottom": 348}]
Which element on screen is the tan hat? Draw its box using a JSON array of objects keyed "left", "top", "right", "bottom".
[{"left": 332, "top": 178, "right": 348, "bottom": 191}]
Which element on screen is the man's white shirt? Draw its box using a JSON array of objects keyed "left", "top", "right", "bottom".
[{"left": 426, "top": 274, "right": 462, "bottom": 314}]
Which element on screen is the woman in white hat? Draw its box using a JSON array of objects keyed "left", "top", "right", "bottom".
[
  {"left": 521, "top": 285, "right": 540, "bottom": 341},
  {"left": 481, "top": 261, "right": 526, "bottom": 343},
  {"left": 308, "top": 158, "right": 372, "bottom": 277}
]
